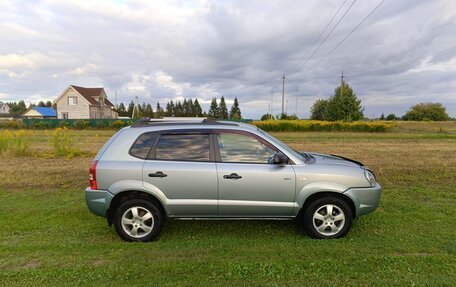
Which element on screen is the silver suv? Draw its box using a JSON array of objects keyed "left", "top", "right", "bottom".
[{"left": 85, "top": 118, "right": 381, "bottom": 241}]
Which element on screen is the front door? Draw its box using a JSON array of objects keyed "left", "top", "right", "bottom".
[{"left": 214, "top": 130, "right": 296, "bottom": 217}]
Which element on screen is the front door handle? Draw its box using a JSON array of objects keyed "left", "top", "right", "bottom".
[
  {"left": 148, "top": 171, "right": 167, "bottom": 178},
  {"left": 223, "top": 173, "right": 242, "bottom": 180}
]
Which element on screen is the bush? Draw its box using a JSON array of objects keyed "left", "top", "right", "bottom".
[
  {"left": 95, "top": 120, "right": 105, "bottom": 129},
  {"left": 74, "top": 120, "right": 90, "bottom": 129},
  {"left": 278, "top": 113, "right": 298, "bottom": 120},
  {"left": 33, "top": 121, "right": 51, "bottom": 129},
  {"left": 0, "top": 130, "right": 12, "bottom": 154},
  {"left": 0, "top": 120, "right": 24, "bottom": 129},
  {"left": 0, "top": 129, "right": 31, "bottom": 156},
  {"left": 112, "top": 120, "right": 129, "bottom": 129},
  {"left": 51, "top": 127, "right": 79, "bottom": 157},
  {"left": 57, "top": 120, "right": 70, "bottom": 128},
  {"left": 10, "top": 130, "right": 31, "bottom": 156},
  {"left": 386, "top": 113, "right": 397, "bottom": 121},
  {"left": 252, "top": 120, "right": 395, "bottom": 133},
  {"left": 403, "top": 102, "right": 449, "bottom": 121}
]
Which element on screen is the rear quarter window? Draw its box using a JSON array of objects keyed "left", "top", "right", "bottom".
[{"left": 129, "top": 132, "right": 158, "bottom": 159}]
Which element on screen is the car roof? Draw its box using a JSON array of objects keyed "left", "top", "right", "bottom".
[{"left": 128, "top": 117, "right": 257, "bottom": 132}]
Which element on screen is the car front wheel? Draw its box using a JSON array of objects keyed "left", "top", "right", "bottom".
[
  {"left": 114, "top": 199, "right": 164, "bottom": 242},
  {"left": 303, "top": 196, "right": 353, "bottom": 239}
]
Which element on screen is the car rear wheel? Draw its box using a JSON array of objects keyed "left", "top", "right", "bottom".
[
  {"left": 303, "top": 196, "right": 353, "bottom": 239},
  {"left": 114, "top": 199, "right": 164, "bottom": 242}
]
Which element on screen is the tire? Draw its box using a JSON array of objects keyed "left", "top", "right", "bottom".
[
  {"left": 114, "top": 199, "right": 164, "bottom": 242},
  {"left": 302, "top": 196, "right": 353, "bottom": 239}
]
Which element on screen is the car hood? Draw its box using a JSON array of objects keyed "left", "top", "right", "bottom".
[{"left": 302, "top": 152, "right": 364, "bottom": 168}]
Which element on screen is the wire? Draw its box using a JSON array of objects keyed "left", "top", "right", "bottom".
[
  {"left": 297, "top": 0, "right": 358, "bottom": 72},
  {"left": 294, "top": 0, "right": 349, "bottom": 72},
  {"left": 307, "top": 0, "right": 388, "bottom": 72}
]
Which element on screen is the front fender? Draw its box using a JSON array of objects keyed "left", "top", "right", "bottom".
[{"left": 293, "top": 182, "right": 348, "bottom": 215}]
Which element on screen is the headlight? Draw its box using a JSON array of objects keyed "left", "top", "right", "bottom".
[{"left": 365, "top": 170, "right": 376, "bottom": 186}]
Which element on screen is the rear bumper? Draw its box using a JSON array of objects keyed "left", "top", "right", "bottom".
[
  {"left": 85, "top": 188, "right": 114, "bottom": 218},
  {"left": 343, "top": 183, "right": 381, "bottom": 217}
]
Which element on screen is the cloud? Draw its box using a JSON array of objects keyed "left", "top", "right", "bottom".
[{"left": 0, "top": 0, "right": 455, "bottom": 117}]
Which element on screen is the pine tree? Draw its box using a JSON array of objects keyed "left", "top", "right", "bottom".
[
  {"left": 229, "top": 97, "right": 241, "bottom": 120},
  {"left": 218, "top": 96, "right": 229, "bottom": 119},
  {"left": 45, "top": 101, "right": 52, "bottom": 107},
  {"left": 144, "top": 103, "right": 154, "bottom": 118},
  {"left": 155, "top": 102, "right": 164, "bottom": 118},
  {"left": 175, "top": 101, "right": 183, "bottom": 117},
  {"left": 327, "top": 82, "right": 363, "bottom": 121},
  {"left": 166, "top": 100, "right": 175, "bottom": 116},
  {"left": 127, "top": 100, "right": 135, "bottom": 118},
  {"left": 38, "top": 101, "right": 46, "bottom": 107},
  {"left": 193, "top": 99, "right": 203, "bottom": 117},
  {"left": 183, "top": 99, "right": 190, "bottom": 116},
  {"left": 208, "top": 98, "right": 218, "bottom": 118},
  {"left": 118, "top": 102, "right": 126, "bottom": 112},
  {"left": 310, "top": 81, "right": 363, "bottom": 121},
  {"left": 117, "top": 102, "right": 127, "bottom": 116},
  {"left": 8, "top": 100, "right": 27, "bottom": 118},
  {"left": 187, "top": 98, "right": 195, "bottom": 116}
]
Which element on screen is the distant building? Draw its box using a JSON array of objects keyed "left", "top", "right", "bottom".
[
  {"left": 54, "top": 85, "right": 118, "bottom": 119},
  {"left": 0, "top": 102, "right": 11, "bottom": 117},
  {"left": 22, "top": 107, "right": 57, "bottom": 119}
]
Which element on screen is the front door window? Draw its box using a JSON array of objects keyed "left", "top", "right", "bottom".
[{"left": 216, "top": 131, "right": 277, "bottom": 164}]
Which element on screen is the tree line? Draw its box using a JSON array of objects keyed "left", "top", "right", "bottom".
[
  {"left": 306, "top": 81, "right": 450, "bottom": 122},
  {"left": 116, "top": 96, "right": 242, "bottom": 120},
  {"left": 3, "top": 100, "right": 53, "bottom": 118},
  {"left": 3, "top": 97, "right": 242, "bottom": 120}
]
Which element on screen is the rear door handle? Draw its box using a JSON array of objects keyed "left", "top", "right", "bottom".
[
  {"left": 223, "top": 173, "right": 242, "bottom": 180},
  {"left": 148, "top": 171, "right": 167, "bottom": 178}
]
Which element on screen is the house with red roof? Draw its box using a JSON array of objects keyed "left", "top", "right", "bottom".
[{"left": 53, "top": 85, "right": 118, "bottom": 119}]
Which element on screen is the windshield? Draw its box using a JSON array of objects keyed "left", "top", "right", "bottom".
[{"left": 257, "top": 128, "right": 305, "bottom": 161}]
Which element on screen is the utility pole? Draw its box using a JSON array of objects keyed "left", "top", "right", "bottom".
[
  {"left": 340, "top": 71, "right": 344, "bottom": 96},
  {"left": 115, "top": 90, "right": 118, "bottom": 109},
  {"left": 270, "top": 88, "right": 275, "bottom": 120},
  {"left": 294, "top": 86, "right": 299, "bottom": 117},
  {"left": 132, "top": 95, "right": 140, "bottom": 118},
  {"left": 281, "top": 74, "right": 286, "bottom": 115}
]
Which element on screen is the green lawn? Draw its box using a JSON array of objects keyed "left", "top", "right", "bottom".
[{"left": 0, "top": 129, "right": 455, "bottom": 286}]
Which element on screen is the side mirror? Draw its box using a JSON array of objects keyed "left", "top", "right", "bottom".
[{"left": 273, "top": 152, "right": 288, "bottom": 165}]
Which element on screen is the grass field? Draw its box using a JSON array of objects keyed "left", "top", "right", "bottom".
[{"left": 0, "top": 126, "right": 455, "bottom": 286}]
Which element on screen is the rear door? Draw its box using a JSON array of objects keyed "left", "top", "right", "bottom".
[
  {"left": 142, "top": 129, "right": 218, "bottom": 216},
  {"left": 214, "top": 130, "right": 296, "bottom": 217}
]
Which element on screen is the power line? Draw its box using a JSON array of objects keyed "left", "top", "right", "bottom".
[
  {"left": 294, "top": 0, "right": 349, "bottom": 72},
  {"left": 297, "top": 0, "right": 358, "bottom": 72},
  {"left": 307, "top": 0, "right": 388, "bottom": 72}
]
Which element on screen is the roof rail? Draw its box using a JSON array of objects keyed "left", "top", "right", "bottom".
[{"left": 131, "top": 117, "right": 237, "bottom": 128}]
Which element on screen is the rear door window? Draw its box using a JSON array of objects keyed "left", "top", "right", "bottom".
[{"left": 153, "top": 133, "right": 210, "bottom": 162}]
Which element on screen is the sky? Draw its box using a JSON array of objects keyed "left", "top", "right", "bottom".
[{"left": 0, "top": 0, "right": 455, "bottom": 119}]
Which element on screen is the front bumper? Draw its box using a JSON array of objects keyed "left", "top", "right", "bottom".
[
  {"left": 343, "top": 183, "right": 381, "bottom": 217},
  {"left": 85, "top": 188, "right": 114, "bottom": 218}
]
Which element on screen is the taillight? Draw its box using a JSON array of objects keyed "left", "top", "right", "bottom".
[{"left": 89, "top": 160, "right": 98, "bottom": 190}]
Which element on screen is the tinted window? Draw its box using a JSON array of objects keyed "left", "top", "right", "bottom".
[
  {"left": 155, "top": 134, "right": 210, "bottom": 161},
  {"left": 217, "top": 132, "right": 277, "bottom": 163},
  {"left": 130, "top": 132, "right": 158, "bottom": 159}
]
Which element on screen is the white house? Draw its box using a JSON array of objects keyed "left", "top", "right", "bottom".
[
  {"left": 54, "top": 85, "right": 118, "bottom": 119},
  {"left": 0, "top": 102, "right": 10, "bottom": 117}
]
